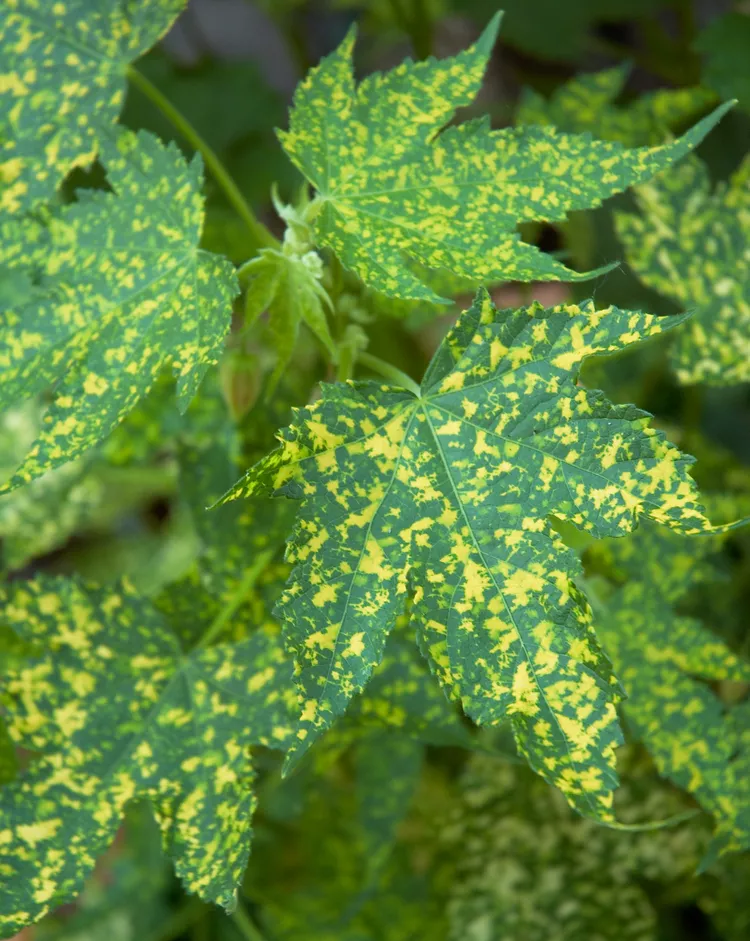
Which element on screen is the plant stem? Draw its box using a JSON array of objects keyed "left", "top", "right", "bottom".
[
  {"left": 336, "top": 340, "right": 356, "bottom": 382},
  {"left": 231, "top": 901, "right": 269, "bottom": 941},
  {"left": 604, "top": 808, "right": 702, "bottom": 832},
  {"left": 357, "top": 352, "right": 421, "bottom": 396},
  {"left": 126, "top": 66, "right": 277, "bottom": 252},
  {"left": 194, "top": 549, "right": 274, "bottom": 650}
]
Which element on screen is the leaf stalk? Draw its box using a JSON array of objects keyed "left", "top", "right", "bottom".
[
  {"left": 194, "top": 548, "right": 274, "bottom": 650},
  {"left": 357, "top": 352, "right": 421, "bottom": 396},
  {"left": 126, "top": 66, "right": 278, "bottom": 252}
]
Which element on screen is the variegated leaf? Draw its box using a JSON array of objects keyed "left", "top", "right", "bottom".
[
  {"left": 615, "top": 155, "right": 750, "bottom": 384},
  {"left": 280, "top": 15, "right": 730, "bottom": 302},
  {"left": 517, "top": 64, "right": 715, "bottom": 145},
  {"left": 591, "top": 520, "right": 750, "bottom": 861},
  {"left": 0, "top": 576, "right": 297, "bottom": 935},
  {"left": 0, "top": 0, "right": 185, "bottom": 210},
  {"left": 223, "top": 290, "right": 715, "bottom": 820},
  {"left": 0, "top": 129, "right": 238, "bottom": 489}
]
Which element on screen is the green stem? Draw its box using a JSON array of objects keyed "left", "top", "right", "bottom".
[
  {"left": 231, "top": 901, "right": 269, "bottom": 941},
  {"left": 126, "top": 66, "right": 277, "bottom": 252},
  {"left": 336, "top": 340, "right": 356, "bottom": 382},
  {"left": 357, "top": 352, "right": 421, "bottom": 397},
  {"left": 194, "top": 549, "right": 274, "bottom": 650},
  {"left": 603, "top": 808, "right": 702, "bottom": 832}
]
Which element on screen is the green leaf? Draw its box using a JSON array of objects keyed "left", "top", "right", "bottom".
[
  {"left": 0, "top": 128, "right": 238, "bottom": 489},
  {"left": 280, "top": 15, "right": 730, "bottom": 302},
  {"left": 517, "top": 65, "right": 715, "bottom": 146},
  {"left": 0, "top": 0, "right": 185, "bottom": 211},
  {"left": 223, "top": 290, "right": 715, "bottom": 820},
  {"left": 591, "top": 521, "right": 750, "bottom": 860},
  {"left": 0, "top": 576, "right": 297, "bottom": 934},
  {"left": 694, "top": 12, "right": 750, "bottom": 114},
  {"left": 249, "top": 752, "right": 447, "bottom": 941},
  {"left": 615, "top": 155, "right": 750, "bottom": 384},
  {"left": 353, "top": 732, "right": 423, "bottom": 877}
]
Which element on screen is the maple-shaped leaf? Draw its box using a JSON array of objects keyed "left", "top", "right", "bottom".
[
  {"left": 279, "top": 14, "right": 730, "bottom": 302},
  {"left": 249, "top": 743, "right": 447, "bottom": 941},
  {"left": 444, "top": 752, "right": 706, "bottom": 941},
  {"left": 0, "top": 575, "right": 297, "bottom": 935},
  {"left": 0, "top": 0, "right": 185, "bottom": 211},
  {"left": 0, "top": 129, "right": 238, "bottom": 490},
  {"left": 517, "top": 64, "right": 716, "bottom": 146},
  {"left": 222, "top": 289, "right": 716, "bottom": 820},
  {"left": 591, "top": 519, "right": 750, "bottom": 861},
  {"left": 615, "top": 155, "right": 750, "bottom": 384}
]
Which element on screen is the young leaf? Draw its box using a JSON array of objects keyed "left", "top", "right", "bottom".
[
  {"left": 241, "top": 246, "right": 335, "bottom": 391},
  {"left": 223, "top": 290, "right": 715, "bottom": 819},
  {"left": 0, "top": 576, "right": 297, "bottom": 934},
  {"left": 0, "top": 129, "right": 238, "bottom": 490},
  {"left": 517, "top": 65, "right": 716, "bottom": 146},
  {"left": 0, "top": 0, "right": 186, "bottom": 211},
  {"left": 592, "top": 521, "right": 750, "bottom": 860},
  {"left": 615, "top": 155, "right": 750, "bottom": 384},
  {"left": 279, "top": 15, "right": 731, "bottom": 302}
]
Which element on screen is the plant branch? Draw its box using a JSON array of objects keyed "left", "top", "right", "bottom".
[
  {"left": 126, "top": 66, "right": 278, "bottom": 252},
  {"left": 357, "top": 352, "right": 421, "bottom": 396},
  {"left": 194, "top": 548, "right": 274, "bottom": 650}
]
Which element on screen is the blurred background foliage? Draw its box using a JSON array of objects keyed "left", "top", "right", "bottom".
[{"left": 3, "top": 1, "right": 750, "bottom": 939}]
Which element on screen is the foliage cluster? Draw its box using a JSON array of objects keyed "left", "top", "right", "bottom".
[{"left": 1, "top": 1, "right": 750, "bottom": 939}]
